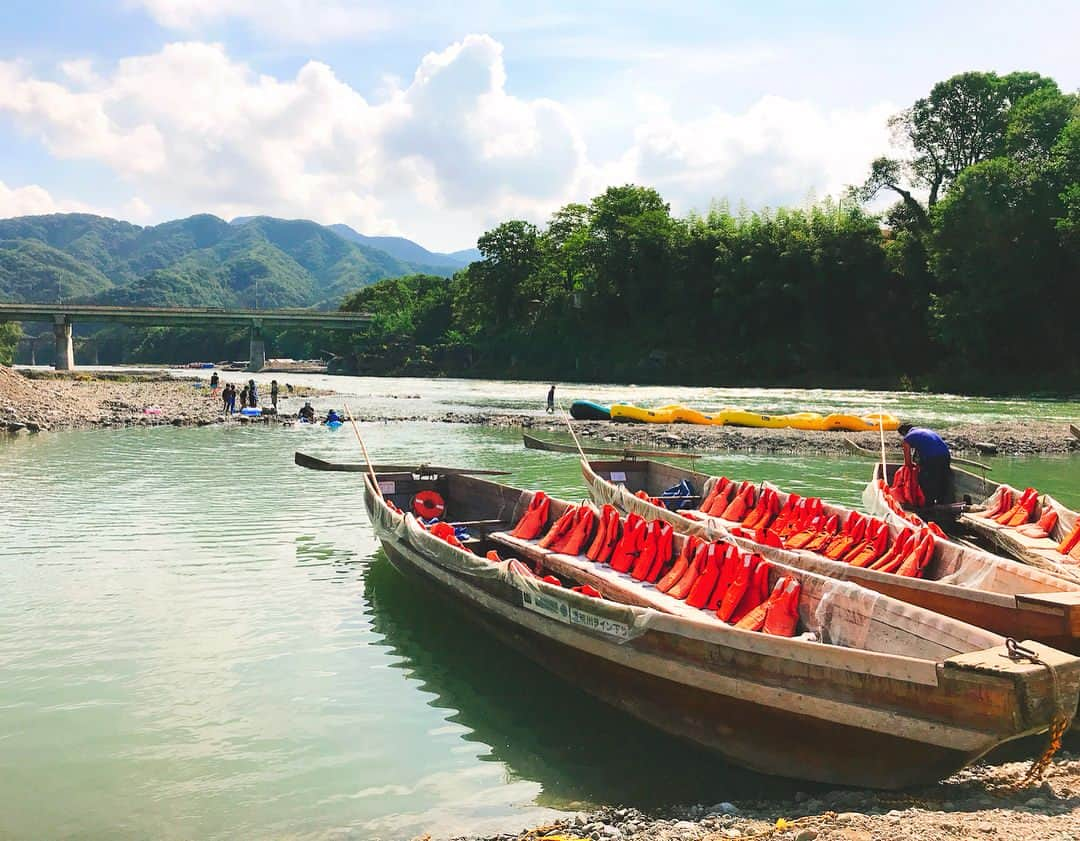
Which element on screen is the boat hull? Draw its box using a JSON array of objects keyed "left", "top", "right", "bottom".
[
  {"left": 584, "top": 459, "right": 1080, "bottom": 655},
  {"left": 376, "top": 537, "right": 985, "bottom": 789}
]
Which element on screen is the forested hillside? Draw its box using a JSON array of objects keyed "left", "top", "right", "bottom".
[
  {"left": 338, "top": 70, "right": 1080, "bottom": 393},
  {"left": 0, "top": 213, "right": 452, "bottom": 309},
  {"left": 0, "top": 213, "right": 459, "bottom": 363}
]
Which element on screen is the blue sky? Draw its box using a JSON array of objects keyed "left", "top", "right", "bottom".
[{"left": 1, "top": 0, "right": 1077, "bottom": 250}]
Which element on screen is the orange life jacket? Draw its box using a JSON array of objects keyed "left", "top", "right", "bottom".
[
  {"left": 1057, "top": 521, "right": 1080, "bottom": 556},
  {"left": 554, "top": 506, "right": 597, "bottom": 555},
  {"left": 716, "top": 553, "right": 755, "bottom": 621},
  {"left": 644, "top": 523, "right": 675, "bottom": 583},
  {"left": 485, "top": 550, "right": 502, "bottom": 562},
  {"left": 668, "top": 541, "right": 710, "bottom": 600},
  {"left": 511, "top": 492, "right": 550, "bottom": 539},
  {"left": 584, "top": 505, "right": 615, "bottom": 560},
  {"left": 845, "top": 520, "right": 889, "bottom": 567},
  {"left": 630, "top": 520, "right": 661, "bottom": 580},
  {"left": 729, "top": 558, "right": 771, "bottom": 624},
  {"left": 981, "top": 489, "right": 1011, "bottom": 519},
  {"left": 705, "top": 544, "right": 740, "bottom": 611},
  {"left": 702, "top": 477, "right": 734, "bottom": 516},
  {"left": 734, "top": 575, "right": 789, "bottom": 632},
  {"left": 538, "top": 507, "right": 577, "bottom": 549},
  {"left": 763, "top": 577, "right": 802, "bottom": 637},
  {"left": 897, "top": 531, "right": 934, "bottom": 577},
  {"left": 995, "top": 487, "right": 1036, "bottom": 525},
  {"left": 804, "top": 514, "right": 841, "bottom": 553},
  {"left": 1004, "top": 488, "right": 1039, "bottom": 527},
  {"left": 721, "top": 482, "right": 756, "bottom": 522},
  {"left": 686, "top": 542, "right": 725, "bottom": 608},
  {"left": 609, "top": 514, "right": 646, "bottom": 573},
  {"left": 869, "top": 527, "right": 913, "bottom": 573},
  {"left": 571, "top": 584, "right": 603, "bottom": 598},
  {"left": 657, "top": 535, "right": 702, "bottom": 593}
]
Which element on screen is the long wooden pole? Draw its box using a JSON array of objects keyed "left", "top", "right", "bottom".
[
  {"left": 344, "top": 402, "right": 381, "bottom": 498},
  {"left": 878, "top": 410, "right": 888, "bottom": 483},
  {"left": 563, "top": 412, "right": 589, "bottom": 462}
]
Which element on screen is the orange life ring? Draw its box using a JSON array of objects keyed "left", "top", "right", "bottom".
[{"left": 412, "top": 490, "right": 446, "bottom": 520}]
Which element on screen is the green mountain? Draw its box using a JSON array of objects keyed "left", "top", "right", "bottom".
[{"left": 0, "top": 212, "right": 455, "bottom": 309}]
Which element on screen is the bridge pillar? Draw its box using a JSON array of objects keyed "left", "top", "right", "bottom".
[
  {"left": 53, "top": 317, "right": 74, "bottom": 371},
  {"left": 248, "top": 321, "right": 265, "bottom": 372}
]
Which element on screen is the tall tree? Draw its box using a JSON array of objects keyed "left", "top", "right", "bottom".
[{"left": 862, "top": 71, "right": 1059, "bottom": 210}]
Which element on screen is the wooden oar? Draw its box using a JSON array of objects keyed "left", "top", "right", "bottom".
[
  {"left": 344, "top": 403, "right": 381, "bottom": 498},
  {"left": 294, "top": 452, "right": 510, "bottom": 475},
  {"left": 522, "top": 431, "right": 701, "bottom": 460}
]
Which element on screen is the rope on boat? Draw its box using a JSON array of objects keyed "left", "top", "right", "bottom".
[{"left": 992, "top": 637, "right": 1072, "bottom": 794}]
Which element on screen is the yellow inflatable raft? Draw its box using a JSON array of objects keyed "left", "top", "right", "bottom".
[{"left": 606, "top": 403, "right": 900, "bottom": 431}]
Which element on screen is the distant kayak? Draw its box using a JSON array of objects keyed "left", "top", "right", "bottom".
[
  {"left": 569, "top": 400, "right": 611, "bottom": 421},
  {"left": 240, "top": 407, "right": 262, "bottom": 417},
  {"left": 325, "top": 420, "right": 343, "bottom": 430}
]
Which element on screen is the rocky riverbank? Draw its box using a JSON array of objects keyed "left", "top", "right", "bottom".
[
  {"left": 446, "top": 752, "right": 1080, "bottom": 841},
  {"left": 429, "top": 414, "right": 1080, "bottom": 457},
  {"left": 3, "top": 366, "right": 1077, "bottom": 455},
  {"left": 0, "top": 366, "right": 325, "bottom": 432}
]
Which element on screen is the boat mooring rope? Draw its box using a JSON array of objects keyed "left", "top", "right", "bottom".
[{"left": 993, "top": 637, "right": 1072, "bottom": 794}]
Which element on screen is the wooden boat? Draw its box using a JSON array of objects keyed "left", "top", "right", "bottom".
[
  {"left": 864, "top": 463, "right": 1080, "bottom": 583},
  {"left": 363, "top": 466, "right": 1079, "bottom": 788},
  {"left": 294, "top": 452, "right": 509, "bottom": 475},
  {"left": 580, "top": 459, "right": 1080, "bottom": 653},
  {"left": 522, "top": 431, "right": 700, "bottom": 460}
]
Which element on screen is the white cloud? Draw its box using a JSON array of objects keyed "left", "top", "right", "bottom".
[
  {"left": 0, "top": 36, "right": 895, "bottom": 249},
  {"left": 625, "top": 96, "right": 896, "bottom": 213},
  {"left": 131, "top": 0, "right": 392, "bottom": 43}
]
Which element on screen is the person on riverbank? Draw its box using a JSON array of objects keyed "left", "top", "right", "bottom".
[
  {"left": 239, "top": 385, "right": 249, "bottom": 409},
  {"left": 546, "top": 385, "right": 556, "bottom": 414},
  {"left": 298, "top": 401, "right": 315, "bottom": 423},
  {"left": 248, "top": 379, "right": 258, "bottom": 407},
  {"left": 270, "top": 380, "right": 279, "bottom": 409},
  {"left": 225, "top": 383, "right": 237, "bottom": 415},
  {"left": 897, "top": 423, "right": 952, "bottom": 505},
  {"left": 220, "top": 382, "right": 230, "bottom": 413},
  {"left": 210, "top": 372, "right": 220, "bottom": 394}
]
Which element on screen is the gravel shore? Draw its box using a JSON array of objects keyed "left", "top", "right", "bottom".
[
  {"left": 3, "top": 367, "right": 1077, "bottom": 456},
  {"left": 437, "top": 414, "right": 1080, "bottom": 457},
  {"left": 0, "top": 366, "right": 324, "bottom": 432},
  {"left": 445, "top": 752, "right": 1080, "bottom": 841}
]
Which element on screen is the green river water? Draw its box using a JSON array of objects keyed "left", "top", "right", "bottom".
[{"left": 1, "top": 375, "right": 1077, "bottom": 840}]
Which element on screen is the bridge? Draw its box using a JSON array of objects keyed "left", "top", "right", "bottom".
[{"left": 0, "top": 303, "right": 371, "bottom": 371}]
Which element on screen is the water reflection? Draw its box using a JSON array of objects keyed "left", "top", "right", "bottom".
[{"left": 362, "top": 554, "right": 813, "bottom": 810}]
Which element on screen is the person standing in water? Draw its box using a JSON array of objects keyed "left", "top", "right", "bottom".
[{"left": 546, "top": 384, "right": 556, "bottom": 414}]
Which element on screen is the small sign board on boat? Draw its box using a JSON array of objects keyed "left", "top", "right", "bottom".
[{"left": 521, "top": 590, "right": 632, "bottom": 639}]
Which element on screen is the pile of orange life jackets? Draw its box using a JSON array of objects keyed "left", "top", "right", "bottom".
[
  {"left": 980, "top": 487, "right": 1080, "bottom": 561},
  {"left": 509, "top": 500, "right": 802, "bottom": 636},
  {"left": 697, "top": 477, "right": 937, "bottom": 579},
  {"left": 889, "top": 460, "right": 925, "bottom": 508}
]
